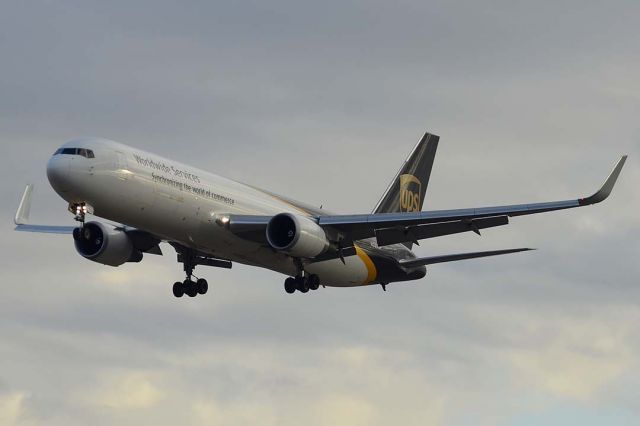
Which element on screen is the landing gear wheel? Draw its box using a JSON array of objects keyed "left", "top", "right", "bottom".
[
  {"left": 196, "top": 278, "right": 208, "bottom": 295},
  {"left": 296, "top": 277, "right": 309, "bottom": 293},
  {"left": 284, "top": 277, "right": 296, "bottom": 294},
  {"left": 184, "top": 280, "right": 198, "bottom": 297},
  {"left": 308, "top": 274, "right": 320, "bottom": 291},
  {"left": 173, "top": 282, "right": 184, "bottom": 298}
]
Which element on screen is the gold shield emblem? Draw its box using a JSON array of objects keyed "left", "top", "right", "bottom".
[{"left": 399, "top": 174, "right": 422, "bottom": 212}]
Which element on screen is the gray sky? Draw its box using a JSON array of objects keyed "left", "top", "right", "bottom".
[{"left": 1, "top": 1, "right": 639, "bottom": 425}]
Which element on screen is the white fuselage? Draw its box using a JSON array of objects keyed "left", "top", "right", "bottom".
[{"left": 46, "top": 138, "right": 377, "bottom": 287}]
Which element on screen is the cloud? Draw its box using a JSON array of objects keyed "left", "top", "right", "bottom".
[
  {"left": 0, "top": 0, "right": 638, "bottom": 425},
  {"left": 452, "top": 303, "right": 639, "bottom": 403},
  {"left": 0, "top": 392, "right": 34, "bottom": 426},
  {"left": 510, "top": 347, "right": 627, "bottom": 401},
  {"left": 83, "top": 371, "right": 164, "bottom": 410},
  {"left": 71, "top": 341, "right": 447, "bottom": 426},
  {"left": 191, "top": 399, "right": 278, "bottom": 426},
  {"left": 507, "top": 316, "right": 634, "bottom": 400}
]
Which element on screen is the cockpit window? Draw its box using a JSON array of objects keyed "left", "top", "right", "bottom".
[{"left": 53, "top": 148, "right": 95, "bottom": 158}]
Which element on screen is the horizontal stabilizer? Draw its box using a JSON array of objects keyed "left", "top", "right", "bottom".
[{"left": 399, "top": 247, "right": 533, "bottom": 268}]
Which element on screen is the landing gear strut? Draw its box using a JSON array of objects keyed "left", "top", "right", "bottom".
[
  {"left": 173, "top": 248, "right": 209, "bottom": 298},
  {"left": 71, "top": 203, "right": 89, "bottom": 243},
  {"left": 284, "top": 274, "right": 321, "bottom": 294}
]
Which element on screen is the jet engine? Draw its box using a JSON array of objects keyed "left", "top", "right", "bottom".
[
  {"left": 73, "top": 221, "right": 143, "bottom": 267},
  {"left": 266, "top": 213, "right": 330, "bottom": 258}
]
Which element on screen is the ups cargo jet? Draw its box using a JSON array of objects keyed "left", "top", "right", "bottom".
[{"left": 14, "top": 132, "right": 626, "bottom": 298}]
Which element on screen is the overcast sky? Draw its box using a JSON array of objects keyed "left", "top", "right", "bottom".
[{"left": 1, "top": 1, "right": 639, "bottom": 425}]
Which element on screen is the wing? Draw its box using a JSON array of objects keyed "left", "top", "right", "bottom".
[
  {"left": 14, "top": 184, "right": 163, "bottom": 255},
  {"left": 224, "top": 156, "right": 626, "bottom": 247},
  {"left": 318, "top": 155, "right": 627, "bottom": 244},
  {"left": 14, "top": 184, "right": 76, "bottom": 234}
]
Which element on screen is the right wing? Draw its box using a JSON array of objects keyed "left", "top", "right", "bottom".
[{"left": 14, "top": 185, "right": 163, "bottom": 256}]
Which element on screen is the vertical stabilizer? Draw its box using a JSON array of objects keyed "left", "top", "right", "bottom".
[{"left": 373, "top": 131, "right": 439, "bottom": 215}]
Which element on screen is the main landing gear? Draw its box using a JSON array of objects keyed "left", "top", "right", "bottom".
[
  {"left": 170, "top": 244, "right": 232, "bottom": 298},
  {"left": 173, "top": 247, "right": 208, "bottom": 298},
  {"left": 284, "top": 274, "right": 320, "bottom": 294},
  {"left": 173, "top": 278, "right": 208, "bottom": 298}
]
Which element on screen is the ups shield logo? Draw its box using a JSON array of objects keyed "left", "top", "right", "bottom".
[{"left": 399, "top": 174, "right": 421, "bottom": 212}]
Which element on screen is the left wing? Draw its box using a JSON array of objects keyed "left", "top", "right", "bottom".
[
  {"left": 225, "top": 156, "right": 626, "bottom": 247},
  {"left": 318, "top": 155, "right": 627, "bottom": 243}
]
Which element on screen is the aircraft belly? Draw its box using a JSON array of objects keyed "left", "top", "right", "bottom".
[
  {"left": 91, "top": 178, "right": 375, "bottom": 286},
  {"left": 305, "top": 257, "right": 370, "bottom": 287}
]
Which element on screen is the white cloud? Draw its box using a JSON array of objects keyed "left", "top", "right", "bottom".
[
  {"left": 510, "top": 346, "right": 629, "bottom": 401},
  {"left": 83, "top": 371, "right": 164, "bottom": 410},
  {"left": 191, "top": 399, "right": 279, "bottom": 426},
  {"left": 1, "top": 0, "right": 639, "bottom": 425},
  {"left": 0, "top": 392, "right": 34, "bottom": 426},
  {"left": 470, "top": 305, "right": 638, "bottom": 401}
]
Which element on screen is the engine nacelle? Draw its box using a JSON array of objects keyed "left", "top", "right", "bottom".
[
  {"left": 266, "top": 213, "right": 330, "bottom": 258},
  {"left": 73, "top": 221, "right": 143, "bottom": 267}
]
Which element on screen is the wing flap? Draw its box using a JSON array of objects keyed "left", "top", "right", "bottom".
[{"left": 375, "top": 215, "right": 509, "bottom": 246}]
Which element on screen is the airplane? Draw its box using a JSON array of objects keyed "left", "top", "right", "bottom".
[{"left": 14, "top": 132, "right": 627, "bottom": 298}]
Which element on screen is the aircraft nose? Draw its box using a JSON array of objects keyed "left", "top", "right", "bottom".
[{"left": 47, "top": 153, "right": 71, "bottom": 193}]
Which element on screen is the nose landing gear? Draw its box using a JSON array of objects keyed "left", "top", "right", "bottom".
[{"left": 70, "top": 202, "right": 91, "bottom": 225}]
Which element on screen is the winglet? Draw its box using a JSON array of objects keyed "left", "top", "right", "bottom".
[
  {"left": 14, "top": 184, "right": 76, "bottom": 234},
  {"left": 579, "top": 155, "right": 627, "bottom": 206},
  {"left": 15, "top": 184, "right": 34, "bottom": 225}
]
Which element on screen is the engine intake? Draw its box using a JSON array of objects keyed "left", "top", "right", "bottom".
[
  {"left": 266, "top": 213, "right": 329, "bottom": 258},
  {"left": 73, "top": 221, "right": 143, "bottom": 266}
]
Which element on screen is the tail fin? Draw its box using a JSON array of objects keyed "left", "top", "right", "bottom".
[{"left": 373, "top": 131, "right": 439, "bottom": 215}]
